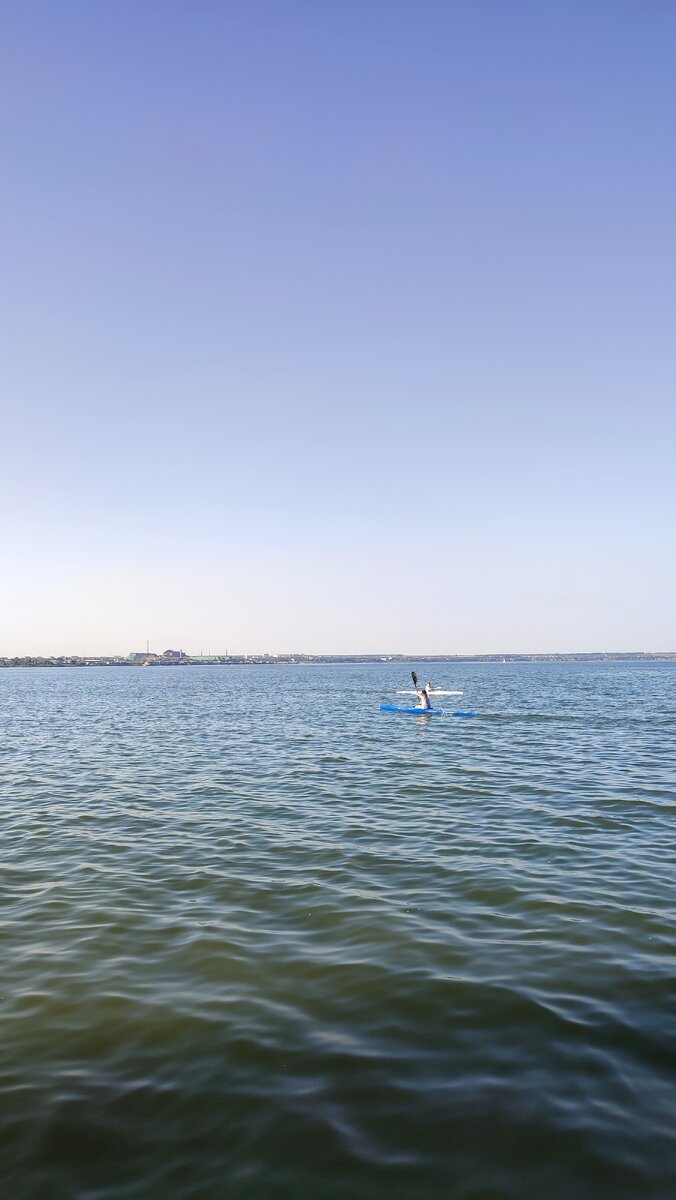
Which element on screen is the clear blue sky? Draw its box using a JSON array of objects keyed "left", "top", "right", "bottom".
[{"left": 2, "top": 1, "right": 674, "bottom": 655}]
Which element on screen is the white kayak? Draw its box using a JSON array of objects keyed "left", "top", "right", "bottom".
[{"left": 396, "top": 690, "right": 463, "bottom": 697}]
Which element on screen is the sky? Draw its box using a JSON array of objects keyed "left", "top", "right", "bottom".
[{"left": 1, "top": 0, "right": 674, "bottom": 655}]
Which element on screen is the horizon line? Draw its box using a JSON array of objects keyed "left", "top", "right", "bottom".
[{"left": 1, "top": 650, "right": 675, "bottom": 661}]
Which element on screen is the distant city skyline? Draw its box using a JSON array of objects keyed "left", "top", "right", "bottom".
[
  {"left": 1, "top": 645, "right": 674, "bottom": 663},
  {"left": 2, "top": 1, "right": 674, "bottom": 655}
]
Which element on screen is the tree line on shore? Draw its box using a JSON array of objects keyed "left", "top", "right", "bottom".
[{"left": 1, "top": 652, "right": 674, "bottom": 668}]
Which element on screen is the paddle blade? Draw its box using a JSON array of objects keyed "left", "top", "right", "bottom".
[{"left": 411, "top": 670, "right": 418, "bottom": 688}]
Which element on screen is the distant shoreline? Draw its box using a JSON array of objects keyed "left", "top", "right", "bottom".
[{"left": 1, "top": 652, "right": 674, "bottom": 668}]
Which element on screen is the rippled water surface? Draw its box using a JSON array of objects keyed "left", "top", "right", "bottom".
[{"left": 1, "top": 662, "right": 675, "bottom": 1199}]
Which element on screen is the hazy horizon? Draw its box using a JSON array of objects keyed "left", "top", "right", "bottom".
[
  {"left": 2, "top": 644, "right": 674, "bottom": 661},
  {"left": 3, "top": 1, "right": 674, "bottom": 656}
]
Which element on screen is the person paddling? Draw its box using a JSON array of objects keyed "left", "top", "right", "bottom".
[{"left": 411, "top": 670, "right": 432, "bottom": 710}]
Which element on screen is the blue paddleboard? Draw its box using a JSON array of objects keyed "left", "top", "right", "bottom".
[
  {"left": 380, "top": 704, "right": 444, "bottom": 714},
  {"left": 379, "top": 705, "right": 476, "bottom": 716}
]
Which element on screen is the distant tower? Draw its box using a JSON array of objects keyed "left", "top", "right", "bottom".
[{"left": 146, "top": 639, "right": 149, "bottom": 655}]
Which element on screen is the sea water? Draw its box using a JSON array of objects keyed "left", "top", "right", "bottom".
[{"left": 1, "top": 661, "right": 674, "bottom": 1199}]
